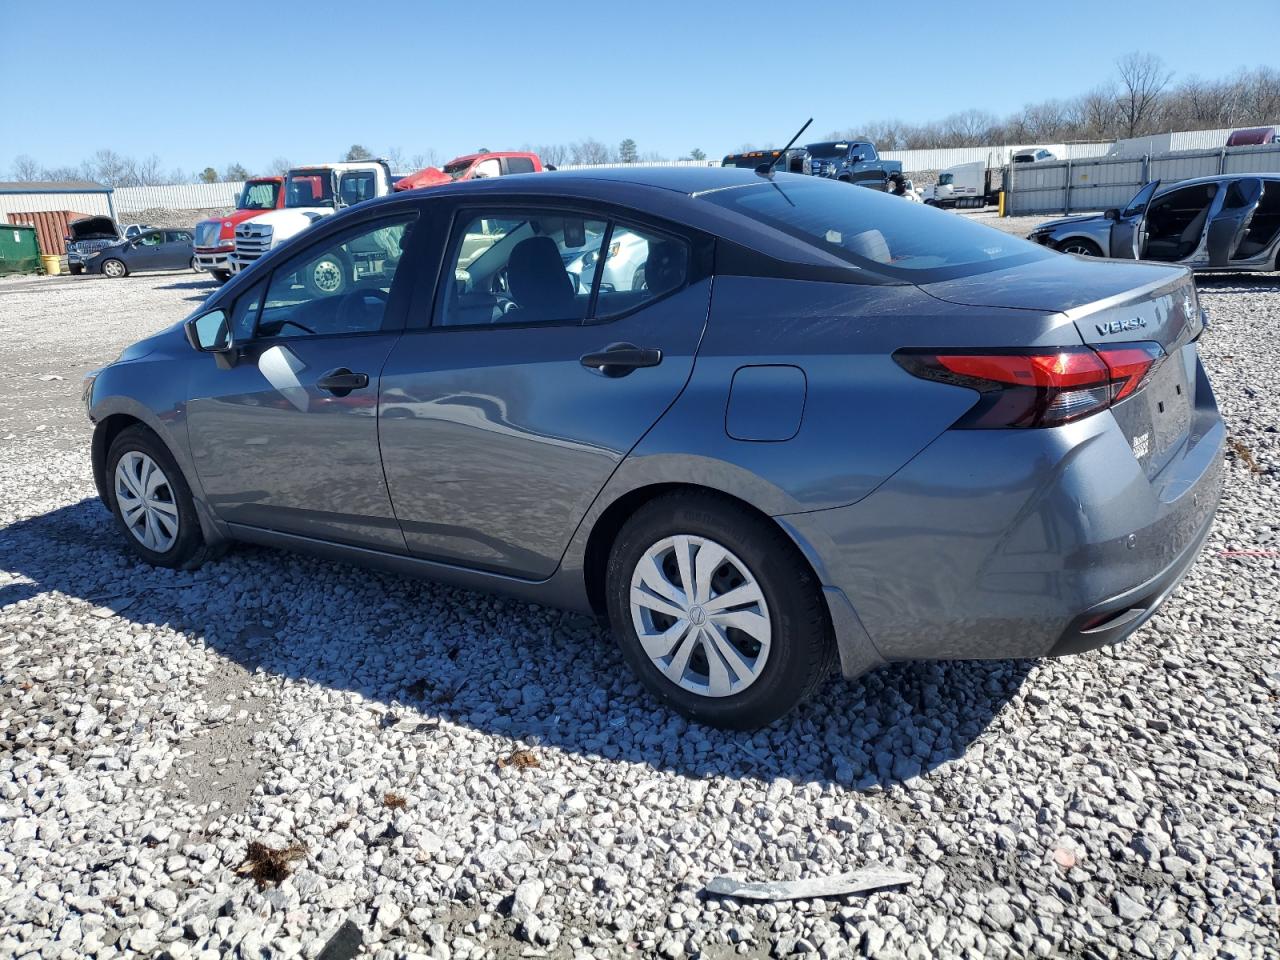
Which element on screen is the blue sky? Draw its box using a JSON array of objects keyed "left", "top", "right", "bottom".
[{"left": 5, "top": 0, "right": 1277, "bottom": 176}]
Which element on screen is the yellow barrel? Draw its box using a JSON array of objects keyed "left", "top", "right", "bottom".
[{"left": 41, "top": 254, "right": 61, "bottom": 276}]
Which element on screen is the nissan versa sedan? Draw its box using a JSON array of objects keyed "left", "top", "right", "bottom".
[
  {"left": 84, "top": 167, "right": 1224, "bottom": 729},
  {"left": 1029, "top": 173, "right": 1280, "bottom": 273}
]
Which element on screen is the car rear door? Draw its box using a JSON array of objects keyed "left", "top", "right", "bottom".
[
  {"left": 378, "top": 202, "right": 712, "bottom": 579},
  {"left": 163, "top": 230, "right": 193, "bottom": 269},
  {"left": 1110, "top": 179, "right": 1160, "bottom": 259},
  {"left": 1206, "top": 177, "right": 1264, "bottom": 266}
]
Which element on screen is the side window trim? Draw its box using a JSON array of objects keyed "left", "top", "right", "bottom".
[{"left": 587, "top": 218, "right": 693, "bottom": 325}]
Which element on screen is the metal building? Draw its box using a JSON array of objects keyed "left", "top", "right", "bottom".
[{"left": 0, "top": 181, "right": 115, "bottom": 223}]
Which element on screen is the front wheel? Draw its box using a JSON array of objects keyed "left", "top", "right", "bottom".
[
  {"left": 1058, "top": 238, "right": 1103, "bottom": 257},
  {"left": 106, "top": 425, "right": 211, "bottom": 569},
  {"left": 68, "top": 264, "right": 84, "bottom": 276},
  {"left": 304, "top": 253, "right": 349, "bottom": 298},
  {"left": 212, "top": 269, "right": 232, "bottom": 284},
  {"left": 605, "top": 493, "right": 836, "bottom": 729},
  {"left": 101, "top": 258, "right": 128, "bottom": 278}
]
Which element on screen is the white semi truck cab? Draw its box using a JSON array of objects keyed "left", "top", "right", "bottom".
[
  {"left": 232, "top": 160, "right": 395, "bottom": 273},
  {"left": 926, "top": 161, "right": 990, "bottom": 209}
]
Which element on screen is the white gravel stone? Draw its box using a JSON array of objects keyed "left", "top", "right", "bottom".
[{"left": 0, "top": 269, "right": 1276, "bottom": 957}]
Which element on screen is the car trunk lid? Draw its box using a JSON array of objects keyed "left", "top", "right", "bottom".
[{"left": 918, "top": 256, "right": 1204, "bottom": 478}]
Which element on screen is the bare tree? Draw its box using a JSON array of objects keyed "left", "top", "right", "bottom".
[
  {"left": 9, "top": 155, "right": 41, "bottom": 181},
  {"left": 408, "top": 150, "right": 440, "bottom": 170},
  {"left": 533, "top": 143, "right": 569, "bottom": 167},
  {"left": 1116, "top": 51, "right": 1173, "bottom": 137},
  {"left": 570, "top": 139, "right": 612, "bottom": 165},
  {"left": 270, "top": 157, "right": 293, "bottom": 176}
]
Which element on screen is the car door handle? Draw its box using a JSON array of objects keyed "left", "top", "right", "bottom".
[
  {"left": 580, "top": 343, "right": 662, "bottom": 376},
  {"left": 316, "top": 368, "right": 369, "bottom": 396}
]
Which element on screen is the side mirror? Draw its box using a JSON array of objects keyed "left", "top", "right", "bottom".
[
  {"left": 1104, "top": 208, "right": 1120, "bottom": 222},
  {"left": 185, "top": 309, "right": 237, "bottom": 367}
]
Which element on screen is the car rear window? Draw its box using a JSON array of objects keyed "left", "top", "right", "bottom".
[{"left": 700, "top": 177, "right": 1053, "bottom": 282}]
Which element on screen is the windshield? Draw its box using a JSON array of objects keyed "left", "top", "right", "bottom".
[
  {"left": 238, "top": 180, "right": 280, "bottom": 210},
  {"left": 285, "top": 170, "right": 334, "bottom": 208},
  {"left": 700, "top": 177, "right": 1053, "bottom": 282},
  {"left": 806, "top": 142, "right": 851, "bottom": 160},
  {"left": 444, "top": 160, "right": 473, "bottom": 181}
]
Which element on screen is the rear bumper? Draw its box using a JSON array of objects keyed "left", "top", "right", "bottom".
[{"left": 779, "top": 365, "right": 1224, "bottom": 674}]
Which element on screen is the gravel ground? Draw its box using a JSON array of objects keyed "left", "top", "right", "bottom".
[{"left": 0, "top": 269, "right": 1276, "bottom": 960}]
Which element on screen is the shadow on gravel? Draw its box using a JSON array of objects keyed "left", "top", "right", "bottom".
[
  {"left": 2, "top": 498, "right": 1031, "bottom": 790},
  {"left": 157, "top": 279, "right": 219, "bottom": 291},
  {"left": 1195, "top": 273, "right": 1280, "bottom": 291}
]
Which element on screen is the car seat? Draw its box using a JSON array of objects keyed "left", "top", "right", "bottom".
[
  {"left": 1145, "top": 185, "right": 1216, "bottom": 261},
  {"left": 507, "top": 237, "right": 576, "bottom": 322}
]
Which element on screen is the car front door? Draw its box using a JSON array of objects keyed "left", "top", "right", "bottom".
[
  {"left": 1206, "top": 178, "right": 1264, "bottom": 266},
  {"left": 185, "top": 211, "right": 421, "bottom": 550},
  {"left": 1110, "top": 179, "right": 1160, "bottom": 259},
  {"left": 378, "top": 204, "right": 712, "bottom": 579},
  {"left": 128, "top": 231, "right": 166, "bottom": 271}
]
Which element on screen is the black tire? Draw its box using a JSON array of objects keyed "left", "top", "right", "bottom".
[
  {"left": 605, "top": 492, "right": 836, "bottom": 729},
  {"left": 101, "top": 258, "right": 128, "bottom": 278},
  {"left": 212, "top": 269, "right": 232, "bottom": 284},
  {"left": 1057, "top": 238, "right": 1103, "bottom": 258},
  {"left": 68, "top": 264, "right": 83, "bottom": 276},
  {"left": 303, "top": 252, "right": 349, "bottom": 298},
  {"left": 190, "top": 256, "right": 200, "bottom": 272},
  {"left": 106, "top": 425, "right": 211, "bottom": 570},
  {"left": 837, "top": 175, "right": 852, "bottom": 184},
  {"left": 631, "top": 265, "right": 646, "bottom": 292}
]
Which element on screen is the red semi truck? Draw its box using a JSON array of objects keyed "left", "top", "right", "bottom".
[{"left": 193, "top": 177, "right": 286, "bottom": 282}]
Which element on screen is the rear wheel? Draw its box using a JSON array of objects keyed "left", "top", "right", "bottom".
[
  {"left": 101, "top": 258, "right": 128, "bottom": 278},
  {"left": 605, "top": 493, "right": 835, "bottom": 729},
  {"left": 1058, "top": 238, "right": 1103, "bottom": 257},
  {"left": 106, "top": 425, "right": 210, "bottom": 569}
]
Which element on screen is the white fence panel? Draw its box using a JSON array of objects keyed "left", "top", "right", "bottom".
[
  {"left": 114, "top": 182, "right": 245, "bottom": 214},
  {"left": 1008, "top": 141, "right": 1280, "bottom": 215}
]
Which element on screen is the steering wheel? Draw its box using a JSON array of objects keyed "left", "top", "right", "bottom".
[{"left": 335, "top": 289, "right": 390, "bottom": 331}]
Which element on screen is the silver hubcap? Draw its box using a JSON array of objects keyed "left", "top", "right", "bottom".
[
  {"left": 629, "top": 535, "right": 772, "bottom": 698},
  {"left": 104, "top": 260, "right": 124, "bottom": 277},
  {"left": 1063, "top": 244, "right": 1096, "bottom": 256},
  {"left": 114, "top": 451, "right": 179, "bottom": 552},
  {"left": 312, "top": 259, "right": 343, "bottom": 293}
]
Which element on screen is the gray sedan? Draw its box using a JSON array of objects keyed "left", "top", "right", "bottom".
[
  {"left": 1028, "top": 173, "right": 1280, "bottom": 272},
  {"left": 83, "top": 168, "right": 1223, "bottom": 728},
  {"left": 87, "top": 228, "right": 196, "bottom": 278}
]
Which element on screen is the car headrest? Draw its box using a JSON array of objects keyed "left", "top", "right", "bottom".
[
  {"left": 643, "top": 240, "right": 687, "bottom": 294},
  {"left": 508, "top": 236, "right": 574, "bottom": 312}
]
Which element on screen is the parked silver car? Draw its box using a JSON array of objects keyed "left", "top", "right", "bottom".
[
  {"left": 84, "top": 168, "right": 1224, "bottom": 728},
  {"left": 1028, "top": 174, "right": 1280, "bottom": 272}
]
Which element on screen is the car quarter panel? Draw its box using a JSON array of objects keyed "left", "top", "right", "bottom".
[{"left": 607, "top": 275, "right": 1085, "bottom": 515}]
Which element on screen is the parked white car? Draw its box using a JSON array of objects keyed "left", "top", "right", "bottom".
[{"left": 566, "top": 228, "right": 650, "bottom": 292}]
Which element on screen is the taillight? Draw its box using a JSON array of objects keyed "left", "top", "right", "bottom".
[{"left": 894, "top": 343, "right": 1164, "bottom": 428}]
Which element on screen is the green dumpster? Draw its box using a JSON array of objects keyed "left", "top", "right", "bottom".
[{"left": 0, "top": 223, "right": 41, "bottom": 275}]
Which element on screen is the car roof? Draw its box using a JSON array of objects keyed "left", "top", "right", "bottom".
[
  {"left": 404, "top": 165, "right": 765, "bottom": 197},
  {"left": 1154, "top": 172, "right": 1280, "bottom": 193}
]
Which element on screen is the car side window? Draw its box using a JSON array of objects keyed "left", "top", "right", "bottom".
[
  {"left": 472, "top": 158, "right": 501, "bottom": 179},
  {"left": 166, "top": 230, "right": 191, "bottom": 243},
  {"left": 593, "top": 223, "right": 690, "bottom": 320},
  {"left": 255, "top": 215, "right": 415, "bottom": 340},
  {"left": 505, "top": 156, "right": 535, "bottom": 175},
  {"left": 339, "top": 171, "right": 377, "bottom": 206},
  {"left": 436, "top": 211, "right": 605, "bottom": 327},
  {"left": 137, "top": 232, "right": 162, "bottom": 247}
]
